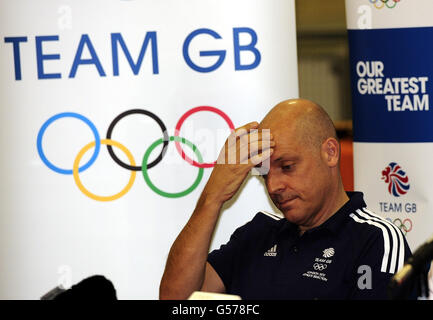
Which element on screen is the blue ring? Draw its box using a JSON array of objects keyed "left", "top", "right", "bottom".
[{"left": 37, "top": 112, "right": 101, "bottom": 175}]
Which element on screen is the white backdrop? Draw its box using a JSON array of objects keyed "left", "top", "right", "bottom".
[{"left": 0, "top": 0, "right": 298, "bottom": 298}]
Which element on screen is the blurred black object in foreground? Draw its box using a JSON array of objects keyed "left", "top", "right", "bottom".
[
  {"left": 388, "top": 234, "right": 433, "bottom": 300},
  {"left": 41, "top": 275, "right": 117, "bottom": 300}
]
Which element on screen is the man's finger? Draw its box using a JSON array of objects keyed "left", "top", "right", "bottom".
[
  {"left": 232, "top": 121, "right": 259, "bottom": 139},
  {"left": 226, "top": 123, "right": 258, "bottom": 148},
  {"left": 249, "top": 148, "right": 274, "bottom": 166},
  {"left": 247, "top": 139, "right": 275, "bottom": 157},
  {"left": 246, "top": 129, "right": 273, "bottom": 144},
  {"left": 228, "top": 129, "right": 272, "bottom": 150},
  {"left": 239, "top": 140, "right": 274, "bottom": 164}
]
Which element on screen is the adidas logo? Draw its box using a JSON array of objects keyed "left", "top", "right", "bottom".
[{"left": 264, "top": 244, "right": 277, "bottom": 257}]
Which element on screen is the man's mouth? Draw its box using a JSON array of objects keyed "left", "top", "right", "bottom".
[{"left": 277, "top": 196, "right": 298, "bottom": 208}]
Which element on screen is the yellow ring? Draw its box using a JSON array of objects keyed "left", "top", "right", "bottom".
[
  {"left": 374, "top": 0, "right": 385, "bottom": 9},
  {"left": 73, "top": 139, "right": 136, "bottom": 201}
]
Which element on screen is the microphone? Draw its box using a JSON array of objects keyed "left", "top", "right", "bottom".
[
  {"left": 388, "top": 234, "right": 433, "bottom": 299},
  {"left": 41, "top": 275, "right": 117, "bottom": 300}
]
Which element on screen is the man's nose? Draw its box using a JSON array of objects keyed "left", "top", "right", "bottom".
[{"left": 265, "top": 171, "right": 285, "bottom": 195}]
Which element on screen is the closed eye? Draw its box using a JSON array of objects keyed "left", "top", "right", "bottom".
[{"left": 282, "top": 165, "right": 293, "bottom": 171}]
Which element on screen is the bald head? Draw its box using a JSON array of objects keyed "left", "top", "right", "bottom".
[
  {"left": 259, "top": 99, "right": 337, "bottom": 153},
  {"left": 257, "top": 99, "right": 348, "bottom": 229}
]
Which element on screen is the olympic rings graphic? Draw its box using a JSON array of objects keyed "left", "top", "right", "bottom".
[
  {"left": 386, "top": 217, "right": 413, "bottom": 235},
  {"left": 74, "top": 139, "right": 136, "bottom": 202},
  {"left": 313, "top": 263, "right": 327, "bottom": 271},
  {"left": 369, "top": 0, "right": 401, "bottom": 9},
  {"left": 106, "top": 109, "right": 169, "bottom": 171},
  {"left": 142, "top": 136, "right": 204, "bottom": 198},
  {"left": 37, "top": 107, "right": 234, "bottom": 201},
  {"left": 174, "top": 106, "right": 235, "bottom": 168},
  {"left": 37, "top": 112, "right": 101, "bottom": 175}
]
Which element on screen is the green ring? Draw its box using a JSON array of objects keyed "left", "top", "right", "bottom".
[
  {"left": 385, "top": 0, "right": 397, "bottom": 8},
  {"left": 142, "top": 136, "right": 204, "bottom": 198}
]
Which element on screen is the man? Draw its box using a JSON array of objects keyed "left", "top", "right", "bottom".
[{"left": 159, "top": 98, "right": 412, "bottom": 300}]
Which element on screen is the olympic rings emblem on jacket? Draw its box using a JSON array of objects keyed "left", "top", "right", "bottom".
[
  {"left": 36, "top": 107, "right": 235, "bottom": 201},
  {"left": 313, "top": 263, "right": 327, "bottom": 271}
]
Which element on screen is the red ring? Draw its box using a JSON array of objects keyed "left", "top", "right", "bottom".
[
  {"left": 402, "top": 218, "right": 412, "bottom": 233},
  {"left": 174, "top": 106, "right": 235, "bottom": 168}
]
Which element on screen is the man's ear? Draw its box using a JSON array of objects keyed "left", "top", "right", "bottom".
[{"left": 321, "top": 137, "right": 340, "bottom": 168}]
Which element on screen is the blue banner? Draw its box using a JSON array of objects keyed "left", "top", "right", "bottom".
[{"left": 348, "top": 27, "right": 433, "bottom": 142}]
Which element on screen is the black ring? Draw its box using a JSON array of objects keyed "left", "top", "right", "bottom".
[{"left": 106, "top": 109, "right": 169, "bottom": 171}]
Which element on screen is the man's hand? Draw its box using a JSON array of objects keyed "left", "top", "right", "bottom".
[
  {"left": 201, "top": 121, "right": 274, "bottom": 204},
  {"left": 159, "top": 121, "right": 273, "bottom": 299}
]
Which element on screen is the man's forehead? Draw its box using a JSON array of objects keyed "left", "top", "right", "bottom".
[
  {"left": 272, "top": 152, "right": 300, "bottom": 163},
  {"left": 259, "top": 112, "right": 291, "bottom": 129},
  {"left": 260, "top": 123, "right": 300, "bottom": 147},
  {"left": 258, "top": 119, "right": 296, "bottom": 137},
  {"left": 271, "top": 132, "right": 303, "bottom": 158}
]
